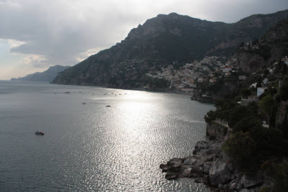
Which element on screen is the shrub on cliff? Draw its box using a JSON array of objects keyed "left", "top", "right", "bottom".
[
  {"left": 228, "top": 102, "right": 258, "bottom": 128},
  {"left": 233, "top": 116, "right": 262, "bottom": 133},
  {"left": 224, "top": 119, "right": 288, "bottom": 172},
  {"left": 241, "top": 88, "right": 252, "bottom": 98},
  {"left": 259, "top": 94, "right": 277, "bottom": 126},
  {"left": 145, "top": 77, "right": 170, "bottom": 90},
  {"left": 280, "top": 78, "right": 288, "bottom": 101},
  {"left": 252, "top": 127, "right": 288, "bottom": 161},
  {"left": 263, "top": 160, "right": 288, "bottom": 192},
  {"left": 204, "top": 110, "right": 217, "bottom": 123},
  {"left": 271, "top": 160, "right": 288, "bottom": 192},
  {"left": 223, "top": 131, "right": 257, "bottom": 170}
]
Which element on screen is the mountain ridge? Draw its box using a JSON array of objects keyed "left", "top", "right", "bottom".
[
  {"left": 53, "top": 10, "right": 288, "bottom": 89},
  {"left": 12, "top": 65, "right": 70, "bottom": 82}
]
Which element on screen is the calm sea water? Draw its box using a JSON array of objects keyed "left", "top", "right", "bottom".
[{"left": 0, "top": 81, "right": 214, "bottom": 192}]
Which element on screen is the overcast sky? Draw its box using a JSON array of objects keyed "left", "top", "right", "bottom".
[{"left": 0, "top": 0, "right": 287, "bottom": 79}]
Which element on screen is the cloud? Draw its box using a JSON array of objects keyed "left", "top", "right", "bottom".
[
  {"left": 7, "top": 39, "right": 25, "bottom": 49},
  {"left": 0, "top": 0, "right": 141, "bottom": 68},
  {"left": 0, "top": 0, "right": 287, "bottom": 73}
]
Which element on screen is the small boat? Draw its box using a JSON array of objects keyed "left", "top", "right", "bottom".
[{"left": 35, "top": 131, "right": 45, "bottom": 136}]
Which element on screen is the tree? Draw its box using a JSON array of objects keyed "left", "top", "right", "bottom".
[
  {"left": 259, "top": 94, "right": 276, "bottom": 126},
  {"left": 223, "top": 131, "right": 257, "bottom": 170}
]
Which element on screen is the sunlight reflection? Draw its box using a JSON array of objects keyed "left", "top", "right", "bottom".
[
  {"left": 107, "top": 90, "right": 163, "bottom": 142},
  {"left": 115, "top": 100, "right": 153, "bottom": 145},
  {"left": 106, "top": 90, "right": 161, "bottom": 186},
  {"left": 118, "top": 91, "right": 154, "bottom": 101}
]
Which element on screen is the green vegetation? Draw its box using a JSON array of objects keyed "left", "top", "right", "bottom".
[
  {"left": 145, "top": 77, "right": 170, "bottom": 90},
  {"left": 241, "top": 88, "right": 252, "bottom": 98},
  {"left": 271, "top": 160, "right": 288, "bottom": 192},
  {"left": 280, "top": 78, "right": 288, "bottom": 101},
  {"left": 222, "top": 131, "right": 257, "bottom": 170},
  {"left": 205, "top": 60, "right": 288, "bottom": 191},
  {"left": 259, "top": 94, "right": 277, "bottom": 126},
  {"left": 260, "top": 186, "right": 272, "bottom": 192}
]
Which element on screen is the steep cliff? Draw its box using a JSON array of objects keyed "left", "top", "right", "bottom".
[{"left": 235, "top": 18, "right": 288, "bottom": 73}]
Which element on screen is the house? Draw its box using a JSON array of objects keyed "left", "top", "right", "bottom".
[
  {"left": 262, "top": 121, "right": 269, "bottom": 128},
  {"left": 209, "top": 78, "right": 216, "bottom": 83},
  {"left": 262, "top": 78, "right": 268, "bottom": 85},
  {"left": 197, "top": 77, "right": 204, "bottom": 83},
  {"left": 250, "top": 83, "right": 257, "bottom": 88},
  {"left": 222, "top": 66, "right": 232, "bottom": 73},
  {"left": 282, "top": 56, "right": 288, "bottom": 66},
  {"left": 239, "top": 96, "right": 258, "bottom": 106},
  {"left": 239, "top": 75, "right": 247, "bottom": 81},
  {"left": 225, "top": 72, "right": 231, "bottom": 76},
  {"left": 257, "top": 87, "right": 265, "bottom": 97}
]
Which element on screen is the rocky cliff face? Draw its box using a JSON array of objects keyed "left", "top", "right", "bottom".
[
  {"left": 235, "top": 18, "right": 288, "bottom": 73},
  {"left": 192, "top": 18, "right": 288, "bottom": 102},
  {"left": 160, "top": 122, "right": 267, "bottom": 191},
  {"left": 53, "top": 10, "right": 288, "bottom": 89}
]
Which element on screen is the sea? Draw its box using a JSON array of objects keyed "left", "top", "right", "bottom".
[{"left": 0, "top": 81, "right": 214, "bottom": 192}]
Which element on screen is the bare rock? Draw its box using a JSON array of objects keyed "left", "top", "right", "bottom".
[
  {"left": 160, "top": 164, "right": 169, "bottom": 172},
  {"left": 167, "top": 158, "right": 183, "bottom": 168},
  {"left": 203, "top": 162, "right": 212, "bottom": 174},
  {"left": 181, "top": 167, "right": 192, "bottom": 177},
  {"left": 229, "top": 178, "right": 242, "bottom": 191},
  {"left": 240, "top": 174, "right": 263, "bottom": 189},
  {"left": 160, "top": 158, "right": 184, "bottom": 180},
  {"left": 209, "top": 160, "right": 232, "bottom": 186},
  {"left": 206, "top": 122, "right": 227, "bottom": 140},
  {"left": 193, "top": 140, "right": 209, "bottom": 154},
  {"left": 165, "top": 172, "right": 178, "bottom": 180},
  {"left": 239, "top": 189, "right": 250, "bottom": 192},
  {"left": 183, "top": 156, "right": 198, "bottom": 165}
]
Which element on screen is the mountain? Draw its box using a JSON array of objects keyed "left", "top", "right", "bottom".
[
  {"left": 52, "top": 10, "right": 288, "bottom": 89},
  {"left": 191, "top": 18, "right": 288, "bottom": 102},
  {"left": 12, "top": 65, "right": 70, "bottom": 82},
  {"left": 236, "top": 18, "right": 288, "bottom": 73}
]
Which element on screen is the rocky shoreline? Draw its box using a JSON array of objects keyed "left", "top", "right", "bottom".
[{"left": 160, "top": 122, "right": 271, "bottom": 192}]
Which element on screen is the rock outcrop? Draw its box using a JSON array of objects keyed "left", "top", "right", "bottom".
[{"left": 160, "top": 122, "right": 267, "bottom": 192}]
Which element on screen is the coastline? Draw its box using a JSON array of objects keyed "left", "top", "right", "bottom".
[{"left": 160, "top": 121, "right": 270, "bottom": 192}]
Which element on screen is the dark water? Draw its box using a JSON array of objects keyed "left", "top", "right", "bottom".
[{"left": 0, "top": 81, "right": 214, "bottom": 192}]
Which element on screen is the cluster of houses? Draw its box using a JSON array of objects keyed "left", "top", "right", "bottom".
[
  {"left": 238, "top": 56, "right": 288, "bottom": 106},
  {"left": 239, "top": 40, "right": 261, "bottom": 51},
  {"left": 146, "top": 56, "right": 242, "bottom": 93}
]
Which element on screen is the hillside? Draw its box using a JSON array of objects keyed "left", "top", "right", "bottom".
[
  {"left": 160, "top": 19, "right": 288, "bottom": 192},
  {"left": 192, "top": 18, "right": 288, "bottom": 102},
  {"left": 12, "top": 65, "right": 70, "bottom": 82},
  {"left": 52, "top": 10, "right": 288, "bottom": 89},
  {"left": 204, "top": 19, "right": 288, "bottom": 192},
  {"left": 236, "top": 17, "right": 288, "bottom": 73}
]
